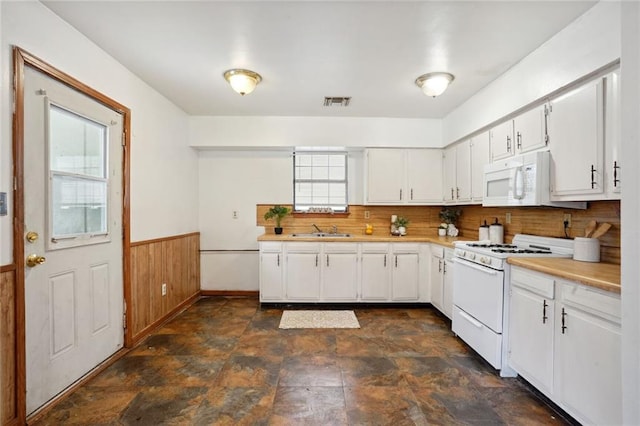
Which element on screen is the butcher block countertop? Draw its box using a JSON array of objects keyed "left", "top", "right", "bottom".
[
  {"left": 258, "top": 233, "right": 469, "bottom": 249},
  {"left": 507, "top": 257, "right": 621, "bottom": 294}
]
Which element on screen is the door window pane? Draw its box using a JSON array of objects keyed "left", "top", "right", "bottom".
[{"left": 51, "top": 174, "right": 107, "bottom": 236}]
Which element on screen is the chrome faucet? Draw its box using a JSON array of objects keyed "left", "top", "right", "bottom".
[{"left": 312, "top": 224, "right": 323, "bottom": 233}]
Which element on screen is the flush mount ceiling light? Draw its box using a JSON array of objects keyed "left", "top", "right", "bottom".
[
  {"left": 415, "top": 72, "right": 455, "bottom": 97},
  {"left": 223, "top": 69, "right": 262, "bottom": 96}
]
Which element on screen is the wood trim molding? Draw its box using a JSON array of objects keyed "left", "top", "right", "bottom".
[
  {"left": 12, "top": 46, "right": 132, "bottom": 424},
  {"left": 200, "top": 290, "right": 260, "bottom": 298},
  {"left": 0, "top": 264, "right": 16, "bottom": 273},
  {"left": 129, "top": 292, "right": 200, "bottom": 346},
  {"left": 130, "top": 232, "right": 200, "bottom": 247}
]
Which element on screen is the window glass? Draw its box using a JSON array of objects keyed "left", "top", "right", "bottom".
[{"left": 293, "top": 152, "right": 348, "bottom": 212}]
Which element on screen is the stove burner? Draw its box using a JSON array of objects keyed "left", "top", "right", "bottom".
[
  {"left": 466, "top": 243, "right": 517, "bottom": 249},
  {"left": 491, "top": 249, "right": 552, "bottom": 254}
]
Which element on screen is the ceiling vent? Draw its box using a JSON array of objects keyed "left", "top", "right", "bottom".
[{"left": 323, "top": 96, "right": 351, "bottom": 107}]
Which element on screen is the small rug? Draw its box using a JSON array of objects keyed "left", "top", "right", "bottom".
[{"left": 279, "top": 310, "right": 360, "bottom": 329}]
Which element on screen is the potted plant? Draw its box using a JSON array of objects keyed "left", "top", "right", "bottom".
[
  {"left": 393, "top": 216, "right": 410, "bottom": 236},
  {"left": 439, "top": 207, "right": 461, "bottom": 237},
  {"left": 264, "top": 205, "right": 291, "bottom": 235},
  {"left": 438, "top": 223, "right": 448, "bottom": 237}
]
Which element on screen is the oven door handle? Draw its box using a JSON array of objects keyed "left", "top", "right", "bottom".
[
  {"left": 458, "top": 310, "right": 484, "bottom": 329},
  {"left": 454, "top": 257, "right": 499, "bottom": 275}
]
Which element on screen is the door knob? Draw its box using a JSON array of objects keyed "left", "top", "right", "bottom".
[{"left": 26, "top": 254, "right": 46, "bottom": 267}]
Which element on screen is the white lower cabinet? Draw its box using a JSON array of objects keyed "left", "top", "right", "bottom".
[
  {"left": 260, "top": 241, "right": 430, "bottom": 303},
  {"left": 429, "top": 246, "right": 453, "bottom": 318},
  {"left": 321, "top": 244, "right": 358, "bottom": 301},
  {"left": 508, "top": 266, "right": 621, "bottom": 425},
  {"left": 361, "top": 244, "right": 391, "bottom": 301},
  {"left": 259, "top": 242, "right": 284, "bottom": 301}
]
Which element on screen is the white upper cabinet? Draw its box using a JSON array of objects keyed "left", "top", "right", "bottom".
[
  {"left": 443, "top": 140, "right": 471, "bottom": 204},
  {"left": 470, "top": 131, "right": 491, "bottom": 203},
  {"left": 605, "top": 70, "right": 621, "bottom": 197},
  {"left": 549, "top": 79, "right": 604, "bottom": 199},
  {"left": 365, "top": 148, "right": 442, "bottom": 205},
  {"left": 490, "top": 105, "right": 548, "bottom": 161}
]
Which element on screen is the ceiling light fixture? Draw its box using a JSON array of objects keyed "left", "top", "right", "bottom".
[
  {"left": 223, "top": 69, "right": 262, "bottom": 96},
  {"left": 415, "top": 72, "right": 455, "bottom": 97}
]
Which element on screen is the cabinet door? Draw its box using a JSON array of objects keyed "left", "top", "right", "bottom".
[
  {"left": 555, "top": 304, "right": 622, "bottom": 425},
  {"left": 322, "top": 252, "right": 358, "bottom": 301},
  {"left": 366, "top": 149, "right": 405, "bottom": 203},
  {"left": 361, "top": 252, "right": 390, "bottom": 301},
  {"left": 508, "top": 286, "right": 554, "bottom": 395},
  {"left": 443, "top": 146, "right": 456, "bottom": 202},
  {"left": 286, "top": 252, "right": 320, "bottom": 300},
  {"left": 406, "top": 149, "right": 443, "bottom": 203},
  {"left": 470, "top": 131, "right": 491, "bottom": 202},
  {"left": 455, "top": 141, "right": 471, "bottom": 202},
  {"left": 549, "top": 80, "right": 604, "bottom": 198},
  {"left": 605, "top": 71, "right": 621, "bottom": 196},
  {"left": 430, "top": 255, "right": 444, "bottom": 311},
  {"left": 514, "top": 105, "right": 547, "bottom": 154},
  {"left": 259, "top": 252, "right": 283, "bottom": 300},
  {"left": 391, "top": 253, "right": 419, "bottom": 301},
  {"left": 442, "top": 257, "right": 453, "bottom": 319},
  {"left": 490, "top": 120, "right": 514, "bottom": 161}
]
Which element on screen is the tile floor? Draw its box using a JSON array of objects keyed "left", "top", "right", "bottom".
[{"left": 34, "top": 297, "right": 572, "bottom": 425}]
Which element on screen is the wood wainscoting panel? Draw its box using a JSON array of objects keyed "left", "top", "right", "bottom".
[
  {"left": 129, "top": 233, "right": 200, "bottom": 344},
  {"left": 0, "top": 268, "right": 17, "bottom": 424}
]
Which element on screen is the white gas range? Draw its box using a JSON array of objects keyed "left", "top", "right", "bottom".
[{"left": 452, "top": 234, "right": 574, "bottom": 377}]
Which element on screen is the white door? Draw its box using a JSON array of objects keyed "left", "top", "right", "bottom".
[
  {"left": 455, "top": 141, "right": 471, "bottom": 202},
  {"left": 443, "top": 145, "right": 456, "bottom": 202},
  {"left": 470, "top": 131, "right": 491, "bottom": 202},
  {"left": 391, "top": 253, "right": 419, "bottom": 301},
  {"left": 513, "top": 105, "right": 546, "bottom": 154},
  {"left": 322, "top": 250, "right": 358, "bottom": 301},
  {"left": 366, "top": 149, "right": 405, "bottom": 203},
  {"left": 23, "top": 67, "right": 124, "bottom": 414},
  {"left": 361, "top": 252, "right": 390, "bottom": 301},
  {"left": 406, "top": 149, "right": 442, "bottom": 203}
]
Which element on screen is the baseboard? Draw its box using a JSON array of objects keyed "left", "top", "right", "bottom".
[{"left": 200, "top": 290, "right": 259, "bottom": 297}]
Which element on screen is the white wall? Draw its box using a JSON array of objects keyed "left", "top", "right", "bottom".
[
  {"left": 442, "top": 1, "right": 621, "bottom": 144},
  {"left": 198, "top": 149, "right": 362, "bottom": 290},
  {"left": 621, "top": 2, "right": 640, "bottom": 424},
  {"left": 0, "top": 1, "right": 199, "bottom": 265},
  {"left": 190, "top": 116, "right": 442, "bottom": 148}
]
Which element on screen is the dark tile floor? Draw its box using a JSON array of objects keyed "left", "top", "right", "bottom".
[{"left": 35, "top": 297, "right": 570, "bottom": 425}]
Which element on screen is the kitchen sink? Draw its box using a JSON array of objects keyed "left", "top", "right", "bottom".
[{"left": 290, "top": 232, "right": 352, "bottom": 238}]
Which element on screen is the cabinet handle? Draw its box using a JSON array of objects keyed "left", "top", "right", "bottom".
[
  {"left": 614, "top": 161, "right": 620, "bottom": 187},
  {"left": 506, "top": 135, "right": 511, "bottom": 152},
  {"left": 456, "top": 187, "right": 459, "bottom": 199},
  {"left": 516, "top": 131, "right": 522, "bottom": 150},
  {"left": 542, "top": 299, "right": 548, "bottom": 324},
  {"left": 451, "top": 188, "right": 454, "bottom": 200},
  {"left": 591, "top": 165, "right": 597, "bottom": 189},
  {"left": 438, "top": 259, "right": 442, "bottom": 273},
  {"left": 395, "top": 255, "right": 398, "bottom": 268},
  {"left": 410, "top": 188, "right": 414, "bottom": 200},
  {"left": 384, "top": 254, "right": 387, "bottom": 267},
  {"left": 399, "top": 189, "right": 403, "bottom": 200},
  {"left": 315, "top": 254, "right": 318, "bottom": 267},
  {"left": 277, "top": 254, "right": 280, "bottom": 267},
  {"left": 326, "top": 254, "right": 329, "bottom": 267},
  {"left": 561, "top": 307, "right": 567, "bottom": 334}
]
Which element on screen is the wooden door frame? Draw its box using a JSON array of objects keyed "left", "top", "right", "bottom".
[{"left": 12, "top": 46, "right": 133, "bottom": 423}]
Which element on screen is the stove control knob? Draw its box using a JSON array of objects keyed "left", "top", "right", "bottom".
[
  {"left": 480, "top": 256, "right": 490, "bottom": 265},
  {"left": 468, "top": 253, "right": 476, "bottom": 260}
]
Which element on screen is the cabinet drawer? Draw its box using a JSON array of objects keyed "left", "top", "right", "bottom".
[
  {"left": 559, "top": 280, "right": 621, "bottom": 322},
  {"left": 511, "top": 267, "right": 555, "bottom": 298},
  {"left": 285, "top": 243, "right": 321, "bottom": 252},
  {"left": 260, "top": 242, "right": 282, "bottom": 252},
  {"left": 392, "top": 243, "right": 420, "bottom": 253},
  {"left": 452, "top": 306, "right": 502, "bottom": 369},
  {"left": 430, "top": 245, "right": 444, "bottom": 258},
  {"left": 323, "top": 243, "right": 359, "bottom": 253},
  {"left": 361, "top": 243, "right": 389, "bottom": 253}
]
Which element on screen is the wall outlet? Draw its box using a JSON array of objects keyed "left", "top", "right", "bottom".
[
  {"left": 161, "top": 283, "right": 167, "bottom": 296},
  {"left": 364, "top": 210, "right": 370, "bottom": 219},
  {"left": 563, "top": 213, "right": 572, "bottom": 228},
  {"left": 505, "top": 212, "right": 511, "bottom": 224},
  {"left": 232, "top": 210, "right": 239, "bottom": 219}
]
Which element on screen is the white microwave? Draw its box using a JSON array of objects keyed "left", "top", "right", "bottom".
[{"left": 483, "top": 151, "right": 586, "bottom": 209}]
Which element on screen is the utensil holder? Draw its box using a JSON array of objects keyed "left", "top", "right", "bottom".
[{"left": 573, "top": 237, "right": 600, "bottom": 262}]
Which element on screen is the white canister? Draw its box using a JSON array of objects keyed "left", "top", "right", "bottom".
[
  {"left": 489, "top": 218, "right": 504, "bottom": 244},
  {"left": 573, "top": 237, "right": 600, "bottom": 262},
  {"left": 479, "top": 221, "right": 490, "bottom": 241}
]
